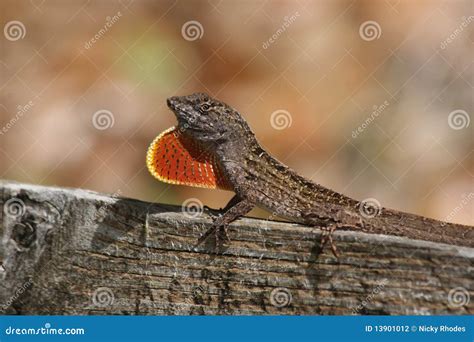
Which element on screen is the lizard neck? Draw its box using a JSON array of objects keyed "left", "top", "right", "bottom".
[{"left": 214, "top": 127, "right": 259, "bottom": 162}]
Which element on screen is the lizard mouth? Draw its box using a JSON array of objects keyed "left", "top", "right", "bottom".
[
  {"left": 176, "top": 119, "right": 207, "bottom": 134},
  {"left": 166, "top": 96, "right": 178, "bottom": 110}
]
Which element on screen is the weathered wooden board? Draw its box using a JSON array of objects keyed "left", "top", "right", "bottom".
[{"left": 0, "top": 180, "right": 472, "bottom": 315}]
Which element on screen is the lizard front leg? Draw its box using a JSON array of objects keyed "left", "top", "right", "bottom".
[
  {"left": 203, "top": 194, "right": 242, "bottom": 219},
  {"left": 197, "top": 195, "right": 254, "bottom": 248},
  {"left": 320, "top": 223, "right": 344, "bottom": 258},
  {"left": 304, "top": 207, "right": 363, "bottom": 258}
]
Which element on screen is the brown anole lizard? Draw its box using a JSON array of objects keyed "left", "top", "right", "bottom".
[{"left": 146, "top": 93, "right": 473, "bottom": 255}]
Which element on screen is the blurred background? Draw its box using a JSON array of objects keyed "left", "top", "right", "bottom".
[{"left": 0, "top": 0, "right": 472, "bottom": 225}]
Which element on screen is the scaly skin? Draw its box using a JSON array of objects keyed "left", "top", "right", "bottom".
[{"left": 162, "top": 93, "right": 474, "bottom": 254}]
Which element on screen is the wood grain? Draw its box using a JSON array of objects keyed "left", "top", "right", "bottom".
[{"left": 0, "top": 180, "right": 472, "bottom": 315}]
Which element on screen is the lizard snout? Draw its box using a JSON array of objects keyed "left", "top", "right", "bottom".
[{"left": 166, "top": 96, "right": 178, "bottom": 109}]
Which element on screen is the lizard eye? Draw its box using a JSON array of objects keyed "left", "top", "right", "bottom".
[{"left": 197, "top": 102, "right": 211, "bottom": 114}]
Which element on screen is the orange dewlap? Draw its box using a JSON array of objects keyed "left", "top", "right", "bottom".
[{"left": 146, "top": 127, "right": 233, "bottom": 190}]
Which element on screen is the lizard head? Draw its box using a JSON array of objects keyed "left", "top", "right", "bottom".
[{"left": 167, "top": 92, "right": 250, "bottom": 144}]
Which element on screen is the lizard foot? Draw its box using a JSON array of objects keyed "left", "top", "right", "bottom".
[
  {"left": 320, "top": 225, "right": 339, "bottom": 258},
  {"left": 196, "top": 225, "right": 230, "bottom": 253},
  {"left": 203, "top": 205, "right": 224, "bottom": 219}
]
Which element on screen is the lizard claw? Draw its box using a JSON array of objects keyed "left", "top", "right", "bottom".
[
  {"left": 320, "top": 225, "right": 339, "bottom": 259},
  {"left": 196, "top": 225, "right": 230, "bottom": 252},
  {"left": 203, "top": 205, "right": 223, "bottom": 219}
]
